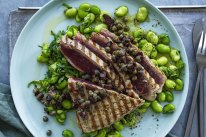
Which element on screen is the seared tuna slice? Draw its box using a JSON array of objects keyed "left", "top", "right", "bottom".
[
  {"left": 99, "top": 29, "right": 166, "bottom": 92},
  {"left": 68, "top": 77, "right": 144, "bottom": 133},
  {"left": 60, "top": 36, "right": 124, "bottom": 92},
  {"left": 74, "top": 33, "right": 139, "bottom": 99},
  {"left": 91, "top": 33, "right": 160, "bottom": 100}
]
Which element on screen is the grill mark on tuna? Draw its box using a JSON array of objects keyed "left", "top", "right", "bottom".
[
  {"left": 102, "top": 99, "right": 110, "bottom": 125},
  {"left": 95, "top": 103, "right": 104, "bottom": 128},
  {"left": 121, "top": 95, "right": 129, "bottom": 112},
  {"left": 107, "top": 95, "right": 117, "bottom": 120},
  {"left": 114, "top": 93, "right": 123, "bottom": 116}
]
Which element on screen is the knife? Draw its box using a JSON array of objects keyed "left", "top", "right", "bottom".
[
  {"left": 18, "top": 5, "right": 206, "bottom": 10},
  {"left": 192, "top": 18, "right": 205, "bottom": 137}
]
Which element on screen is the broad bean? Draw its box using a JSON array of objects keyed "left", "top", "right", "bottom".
[
  {"left": 79, "top": 3, "right": 91, "bottom": 11},
  {"left": 65, "top": 8, "right": 77, "bottom": 18},
  {"left": 150, "top": 49, "right": 158, "bottom": 59},
  {"left": 37, "top": 55, "right": 48, "bottom": 63},
  {"left": 133, "top": 28, "right": 144, "bottom": 38},
  {"left": 156, "top": 44, "right": 170, "bottom": 53},
  {"left": 107, "top": 131, "right": 122, "bottom": 137},
  {"left": 141, "top": 42, "right": 154, "bottom": 56},
  {"left": 165, "top": 91, "right": 174, "bottom": 102},
  {"left": 151, "top": 100, "right": 163, "bottom": 113},
  {"left": 115, "top": 6, "right": 128, "bottom": 17},
  {"left": 170, "top": 49, "right": 180, "bottom": 62},
  {"left": 62, "top": 100, "right": 72, "bottom": 109},
  {"left": 165, "top": 79, "right": 176, "bottom": 89},
  {"left": 157, "top": 92, "right": 166, "bottom": 102},
  {"left": 158, "top": 33, "right": 170, "bottom": 45},
  {"left": 113, "top": 121, "right": 124, "bottom": 131},
  {"left": 96, "top": 129, "right": 106, "bottom": 137},
  {"left": 146, "top": 31, "right": 159, "bottom": 45},
  {"left": 62, "top": 130, "right": 73, "bottom": 137},
  {"left": 175, "top": 79, "right": 184, "bottom": 91},
  {"left": 163, "top": 104, "right": 175, "bottom": 114},
  {"left": 157, "top": 56, "right": 168, "bottom": 66},
  {"left": 136, "top": 7, "right": 148, "bottom": 22},
  {"left": 78, "top": 9, "right": 89, "bottom": 19},
  {"left": 151, "top": 59, "right": 158, "bottom": 66},
  {"left": 90, "top": 5, "right": 101, "bottom": 15},
  {"left": 94, "top": 24, "right": 107, "bottom": 32}
]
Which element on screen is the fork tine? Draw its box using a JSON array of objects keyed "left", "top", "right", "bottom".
[
  {"left": 202, "top": 32, "right": 206, "bottom": 54},
  {"left": 197, "top": 31, "right": 204, "bottom": 54}
]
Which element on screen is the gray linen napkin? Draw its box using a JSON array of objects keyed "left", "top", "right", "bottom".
[{"left": 0, "top": 83, "right": 32, "bottom": 137}]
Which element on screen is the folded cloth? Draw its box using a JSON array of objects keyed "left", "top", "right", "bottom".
[
  {"left": 0, "top": 83, "right": 32, "bottom": 137},
  {"left": 0, "top": 83, "right": 177, "bottom": 137}
]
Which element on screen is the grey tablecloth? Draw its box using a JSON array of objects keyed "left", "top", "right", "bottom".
[{"left": 2, "top": 4, "right": 206, "bottom": 137}]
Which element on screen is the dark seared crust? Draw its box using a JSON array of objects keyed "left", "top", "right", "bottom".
[{"left": 68, "top": 77, "right": 144, "bottom": 133}]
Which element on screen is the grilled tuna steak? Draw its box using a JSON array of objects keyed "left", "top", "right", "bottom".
[
  {"left": 68, "top": 77, "right": 144, "bottom": 133},
  {"left": 60, "top": 36, "right": 125, "bottom": 93},
  {"left": 102, "top": 16, "right": 167, "bottom": 90},
  {"left": 91, "top": 32, "right": 160, "bottom": 100},
  {"left": 75, "top": 33, "right": 139, "bottom": 99}
]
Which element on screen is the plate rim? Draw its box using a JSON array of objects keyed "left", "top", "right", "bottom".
[{"left": 10, "top": 0, "right": 189, "bottom": 136}]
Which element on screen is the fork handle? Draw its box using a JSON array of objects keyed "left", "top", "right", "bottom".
[
  {"left": 184, "top": 68, "right": 203, "bottom": 137},
  {"left": 199, "top": 71, "right": 204, "bottom": 137}
]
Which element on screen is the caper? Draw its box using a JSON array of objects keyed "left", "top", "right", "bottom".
[
  {"left": 124, "top": 26, "right": 130, "bottom": 32},
  {"left": 43, "top": 116, "right": 48, "bottom": 122},
  {"left": 46, "top": 130, "right": 52, "bottom": 136},
  {"left": 117, "top": 23, "right": 123, "bottom": 30},
  {"left": 112, "top": 25, "right": 118, "bottom": 32},
  {"left": 122, "top": 16, "right": 129, "bottom": 22},
  {"left": 132, "top": 76, "right": 137, "bottom": 81},
  {"left": 105, "top": 47, "right": 111, "bottom": 52}
]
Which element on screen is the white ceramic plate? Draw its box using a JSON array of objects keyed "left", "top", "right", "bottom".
[{"left": 10, "top": 0, "right": 189, "bottom": 137}]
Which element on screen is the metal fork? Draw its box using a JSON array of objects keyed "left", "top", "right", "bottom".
[{"left": 184, "top": 31, "right": 206, "bottom": 137}]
